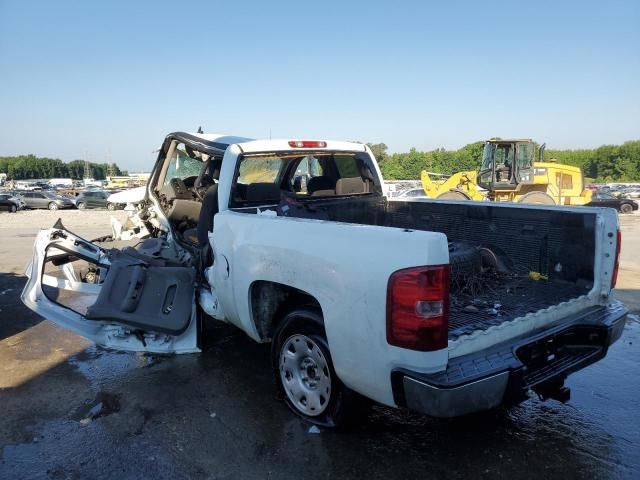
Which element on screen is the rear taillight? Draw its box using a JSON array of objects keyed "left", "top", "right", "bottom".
[
  {"left": 611, "top": 230, "right": 621, "bottom": 289},
  {"left": 386, "top": 265, "right": 449, "bottom": 351},
  {"left": 288, "top": 140, "right": 327, "bottom": 148}
]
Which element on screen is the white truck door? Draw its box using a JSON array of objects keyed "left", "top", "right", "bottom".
[{"left": 21, "top": 221, "right": 199, "bottom": 354}]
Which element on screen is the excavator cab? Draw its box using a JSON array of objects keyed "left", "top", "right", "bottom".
[{"left": 477, "top": 140, "right": 536, "bottom": 192}]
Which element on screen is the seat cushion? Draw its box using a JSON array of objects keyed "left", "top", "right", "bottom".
[{"left": 335, "top": 177, "right": 369, "bottom": 195}]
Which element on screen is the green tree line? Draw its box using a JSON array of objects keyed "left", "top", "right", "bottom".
[
  {"left": 369, "top": 140, "right": 640, "bottom": 182},
  {"left": 0, "top": 154, "right": 123, "bottom": 180}
]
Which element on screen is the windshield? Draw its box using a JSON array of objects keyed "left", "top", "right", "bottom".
[{"left": 164, "top": 145, "right": 205, "bottom": 186}]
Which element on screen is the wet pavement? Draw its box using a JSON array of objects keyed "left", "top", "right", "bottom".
[{"left": 1, "top": 212, "right": 639, "bottom": 479}]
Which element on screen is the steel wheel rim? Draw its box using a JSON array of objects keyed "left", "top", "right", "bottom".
[{"left": 279, "top": 334, "right": 331, "bottom": 416}]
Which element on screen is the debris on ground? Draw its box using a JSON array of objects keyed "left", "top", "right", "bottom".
[{"left": 78, "top": 391, "right": 121, "bottom": 425}]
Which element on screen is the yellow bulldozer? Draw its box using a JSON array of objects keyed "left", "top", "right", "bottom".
[{"left": 421, "top": 139, "right": 592, "bottom": 205}]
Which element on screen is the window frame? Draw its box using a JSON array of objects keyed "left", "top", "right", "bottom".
[{"left": 229, "top": 150, "right": 380, "bottom": 209}]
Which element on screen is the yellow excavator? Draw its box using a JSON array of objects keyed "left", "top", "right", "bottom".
[{"left": 421, "top": 139, "right": 593, "bottom": 205}]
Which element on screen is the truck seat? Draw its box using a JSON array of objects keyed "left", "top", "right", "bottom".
[
  {"left": 245, "top": 183, "right": 281, "bottom": 203},
  {"left": 336, "top": 177, "right": 370, "bottom": 195},
  {"left": 307, "top": 176, "right": 335, "bottom": 196},
  {"left": 182, "top": 184, "right": 219, "bottom": 246}
]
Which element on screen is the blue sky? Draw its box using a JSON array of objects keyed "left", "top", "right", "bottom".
[{"left": 1, "top": 0, "right": 638, "bottom": 171}]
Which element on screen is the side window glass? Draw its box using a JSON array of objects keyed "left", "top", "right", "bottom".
[
  {"left": 516, "top": 143, "right": 533, "bottom": 169},
  {"left": 233, "top": 156, "right": 285, "bottom": 206},
  {"left": 237, "top": 157, "right": 283, "bottom": 184}
]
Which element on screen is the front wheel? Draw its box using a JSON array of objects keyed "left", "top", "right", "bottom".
[
  {"left": 76, "top": 202, "right": 86, "bottom": 210},
  {"left": 106, "top": 202, "right": 116, "bottom": 211},
  {"left": 272, "top": 307, "right": 368, "bottom": 428},
  {"left": 9, "top": 204, "right": 17, "bottom": 213},
  {"left": 437, "top": 189, "right": 471, "bottom": 201},
  {"left": 620, "top": 203, "right": 633, "bottom": 214},
  {"left": 48, "top": 202, "right": 58, "bottom": 210},
  {"left": 518, "top": 191, "right": 556, "bottom": 205}
]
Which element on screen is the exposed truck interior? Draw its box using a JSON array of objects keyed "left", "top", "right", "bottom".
[{"left": 146, "top": 137, "right": 381, "bottom": 250}]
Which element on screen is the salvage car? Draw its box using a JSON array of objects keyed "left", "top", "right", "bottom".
[{"left": 22, "top": 132, "right": 627, "bottom": 427}]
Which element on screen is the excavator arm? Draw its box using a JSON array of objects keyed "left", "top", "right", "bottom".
[{"left": 421, "top": 170, "right": 486, "bottom": 201}]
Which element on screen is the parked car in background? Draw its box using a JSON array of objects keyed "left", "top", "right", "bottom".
[
  {"left": 621, "top": 187, "right": 640, "bottom": 199},
  {"left": 394, "top": 187, "right": 428, "bottom": 199},
  {"left": 73, "top": 190, "right": 122, "bottom": 210},
  {"left": 16, "top": 191, "right": 75, "bottom": 210},
  {"left": 0, "top": 193, "right": 23, "bottom": 212},
  {"left": 587, "top": 191, "right": 638, "bottom": 213}
]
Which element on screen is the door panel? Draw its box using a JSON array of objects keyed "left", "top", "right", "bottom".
[
  {"left": 34, "top": 193, "right": 46, "bottom": 207},
  {"left": 22, "top": 223, "right": 199, "bottom": 353}
]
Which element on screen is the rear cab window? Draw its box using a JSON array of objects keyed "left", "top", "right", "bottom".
[{"left": 230, "top": 151, "right": 378, "bottom": 209}]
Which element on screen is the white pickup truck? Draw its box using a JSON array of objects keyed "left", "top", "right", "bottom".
[{"left": 22, "top": 132, "right": 627, "bottom": 427}]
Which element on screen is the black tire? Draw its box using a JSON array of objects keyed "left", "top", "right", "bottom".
[
  {"left": 77, "top": 202, "right": 86, "bottom": 210},
  {"left": 9, "top": 204, "right": 17, "bottom": 213},
  {"left": 620, "top": 203, "right": 633, "bottom": 214},
  {"left": 437, "top": 190, "right": 471, "bottom": 200},
  {"left": 448, "top": 242, "right": 482, "bottom": 292},
  {"left": 518, "top": 191, "right": 556, "bottom": 205},
  {"left": 271, "top": 306, "right": 368, "bottom": 428},
  {"left": 106, "top": 202, "right": 116, "bottom": 211},
  {"left": 48, "top": 202, "right": 58, "bottom": 210}
]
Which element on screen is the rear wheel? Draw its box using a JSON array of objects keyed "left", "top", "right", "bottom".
[
  {"left": 77, "top": 202, "right": 86, "bottom": 210},
  {"left": 272, "top": 306, "right": 368, "bottom": 428},
  {"left": 437, "top": 190, "right": 471, "bottom": 200},
  {"left": 48, "top": 202, "right": 58, "bottom": 210},
  {"left": 518, "top": 191, "right": 556, "bottom": 205},
  {"left": 620, "top": 203, "right": 633, "bottom": 214},
  {"left": 106, "top": 202, "right": 116, "bottom": 211}
]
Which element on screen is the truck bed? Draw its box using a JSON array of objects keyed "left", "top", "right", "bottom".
[
  {"left": 268, "top": 195, "right": 598, "bottom": 341},
  {"left": 448, "top": 275, "right": 589, "bottom": 340}
]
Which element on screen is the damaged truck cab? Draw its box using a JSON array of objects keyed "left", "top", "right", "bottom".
[{"left": 22, "top": 132, "right": 627, "bottom": 427}]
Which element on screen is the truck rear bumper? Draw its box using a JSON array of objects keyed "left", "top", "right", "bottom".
[{"left": 392, "top": 302, "right": 627, "bottom": 418}]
